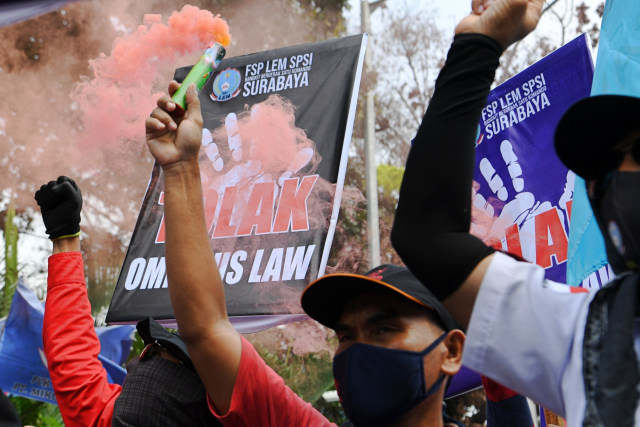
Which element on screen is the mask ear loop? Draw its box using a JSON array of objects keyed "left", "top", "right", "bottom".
[
  {"left": 424, "top": 373, "right": 448, "bottom": 398},
  {"left": 420, "top": 332, "right": 450, "bottom": 398},
  {"left": 419, "top": 331, "right": 448, "bottom": 355}
]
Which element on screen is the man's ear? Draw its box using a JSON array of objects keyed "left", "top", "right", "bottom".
[{"left": 441, "top": 329, "right": 465, "bottom": 376}]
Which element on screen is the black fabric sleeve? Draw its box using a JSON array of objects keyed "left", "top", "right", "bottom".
[{"left": 391, "top": 33, "right": 502, "bottom": 300}]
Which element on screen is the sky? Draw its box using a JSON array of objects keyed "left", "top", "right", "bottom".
[
  {"left": 343, "top": 0, "right": 472, "bottom": 36},
  {"left": 345, "top": 0, "right": 603, "bottom": 58},
  {"left": 345, "top": 0, "right": 473, "bottom": 29}
]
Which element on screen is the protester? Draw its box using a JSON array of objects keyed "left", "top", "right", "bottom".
[
  {"left": 35, "top": 176, "right": 220, "bottom": 427},
  {"left": 145, "top": 68, "right": 533, "bottom": 425},
  {"left": 392, "top": 0, "right": 640, "bottom": 425}
]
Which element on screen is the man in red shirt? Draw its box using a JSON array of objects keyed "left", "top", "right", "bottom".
[{"left": 35, "top": 177, "right": 220, "bottom": 427}]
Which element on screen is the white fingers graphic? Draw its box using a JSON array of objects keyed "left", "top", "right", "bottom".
[
  {"left": 225, "top": 112, "right": 243, "bottom": 162},
  {"left": 480, "top": 157, "right": 508, "bottom": 201},
  {"left": 500, "top": 140, "right": 524, "bottom": 192}
]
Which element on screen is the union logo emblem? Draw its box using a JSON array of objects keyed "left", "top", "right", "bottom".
[{"left": 210, "top": 68, "right": 242, "bottom": 102}]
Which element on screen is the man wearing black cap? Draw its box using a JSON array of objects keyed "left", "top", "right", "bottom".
[
  {"left": 146, "top": 84, "right": 470, "bottom": 426},
  {"left": 34, "top": 177, "right": 221, "bottom": 427},
  {"left": 304, "top": 267, "right": 533, "bottom": 426},
  {"left": 303, "top": 265, "right": 467, "bottom": 426},
  {"left": 391, "top": 0, "right": 640, "bottom": 425},
  {"left": 145, "top": 17, "right": 535, "bottom": 426}
]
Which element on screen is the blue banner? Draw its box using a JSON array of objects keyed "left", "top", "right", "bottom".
[
  {"left": 472, "top": 34, "right": 593, "bottom": 283},
  {"left": 566, "top": 0, "right": 640, "bottom": 288},
  {"left": 0, "top": 279, "right": 133, "bottom": 404}
]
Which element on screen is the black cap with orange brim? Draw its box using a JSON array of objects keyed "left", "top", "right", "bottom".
[{"left": 301, "top": 264, "right": 460, "bottom": 332}]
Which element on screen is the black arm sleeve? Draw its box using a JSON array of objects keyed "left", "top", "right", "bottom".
[{"left": 391, "top": 34, "right": 502, "bottom": 300}]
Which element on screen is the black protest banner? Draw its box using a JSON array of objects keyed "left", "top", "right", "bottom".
[{"left": 106, "top": 35, "right": 366, "bottom": 326}]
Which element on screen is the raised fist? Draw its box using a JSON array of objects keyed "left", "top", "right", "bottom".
[{"left": 34, "top": 176, "right": 82, "bottom": 240}]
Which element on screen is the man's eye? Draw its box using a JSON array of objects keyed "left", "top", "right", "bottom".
[{"left": 376, "top": 326, "right": 391, "bottom": 335}]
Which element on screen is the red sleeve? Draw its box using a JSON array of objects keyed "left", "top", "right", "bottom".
[
  {"left": 208, "top": 336, "right": 336, "bottom": 427},
  {"left": 43, "top": 252, "right": 121, "bottom": 427}
]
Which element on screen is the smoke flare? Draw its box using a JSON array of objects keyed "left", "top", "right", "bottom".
[{"left": 73, "top": 5, "right": 231, "bottom": 159}]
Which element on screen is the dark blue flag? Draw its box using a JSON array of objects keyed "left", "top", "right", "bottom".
[{"left": 0, "top": 278, "right": 133, "bottom": 404}]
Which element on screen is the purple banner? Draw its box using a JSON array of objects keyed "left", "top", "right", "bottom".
[{"left": 472, "top": 34, "right": 594, "bottom": 282}]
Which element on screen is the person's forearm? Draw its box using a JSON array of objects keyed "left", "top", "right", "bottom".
[
  {"left": 400, "top": 34, "right": 502, "bottom": 227},
  {"left": 162, "top": 159, "right": 230, "bottom": 335},
  {"left": 162, "top": 158, "right": 242, "bottom": 414},
  {"left": 392, "top": 34, "right": 501, "bottom": 299}
]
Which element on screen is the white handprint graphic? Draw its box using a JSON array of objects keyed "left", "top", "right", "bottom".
[
  {"left": 473, "top": 139, "right": 573, "bottom": 264},
  {"left": 198, "top": 95, "right": 321, "bottom": 238}
]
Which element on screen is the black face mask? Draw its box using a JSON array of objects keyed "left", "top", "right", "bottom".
[
  {"left": 593, "top": 171, "right": 640, "bottom": 273},
  {"left": 333, "top": 332, "right": 448, "bottom": 427}
]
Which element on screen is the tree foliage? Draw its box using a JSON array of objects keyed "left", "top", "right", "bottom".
[
  {"left": 1, "top": 202, "right": 18, "bottom": 317},
  {"left": 9, "top": 397, "right": 64, "bottom": 427},
  {"left": 576, "top": 1, "right": 605, "bottom": 47}
]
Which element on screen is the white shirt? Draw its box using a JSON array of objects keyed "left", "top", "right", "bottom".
[{"left": 462, "top": 251, "right": 640, "bottom": 426}]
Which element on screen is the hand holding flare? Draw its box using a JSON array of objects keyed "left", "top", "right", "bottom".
[{"left": 146, "top": 81, "right": 204, "bottom": 168}]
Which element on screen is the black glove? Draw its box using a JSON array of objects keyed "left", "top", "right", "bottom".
[{"left": 34, "top": 176, "right": 82, "bottom": 240}]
